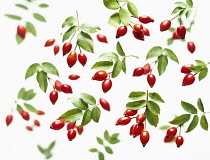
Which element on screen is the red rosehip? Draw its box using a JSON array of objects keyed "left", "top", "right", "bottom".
[
  {"left": 17, "top": 25, "right": 27, "bottom": 39},
  {"left": 67, "top": 129, "right": 77, "bottom": 141},
  {"left": 102, "top": 79, "right": 112, "bottom": 93},
  {"left": 132, "top": 30, "right": 144, "bottom": 41},
  {"left": 75, "top": 126, "right": 84, "bottom": 135},
  {"left": 133, "top": 67, "right": 145, "bottom": 77},
  {"left": 67, "top": 51, "right": 77, "bottom": 68},
  {"left": 133, "top": 24, "right": 143, "bottom": 33},
  {"left": 187, "top": 41, "right": 196, "bottom": 53},
  {"left": 181, "top": 64, "right": 194, "bottom": 74},
  {"left": 62, "top": 42, "right": 72, "bottom": 56},
  {"left": 97, "top": 34, "right": 108, "bottom": 43},
  {"left": 136, "top": 114, "right": 146, "bottom": 124},
  {"left": 53, "top": 45, "right": 60, "bottom": 55},
  {"left": 143, "top": 63, "right": 151, "bottom": 75},
  {"left": 6, "top": 114, "right": 13, "bottom": 126},
  {"left": 26, "top": 126, "right": 33, "bottom": 131},
  {"left": 130, "top": 123, "right": 144, "bottom": 138},
  {"left": 92, "top": 70, "right": 108, "bottom": 81},
  {"left": 44, "top": 39, "right": 55, "bottom": 47},
  {"left": 160, "top": 20, "right": 171, "bottom": 31},
  {"left": 99, "top": 98, "right": 110, "bottom": 111},
  {"left": 116, "top": 26, "right": 128, "bottom": 38},
  {"left": 20, "top": 110, "right": 30, "bottom": 121},
  {"left": 124, "top": 109, "right": 138, "bottom": 116},
  {"left": 54, "top": 80, "right": 62, "bottom": 92},
  {"left": 61, "top": 84, "right": 73, "bottom": 93},
  {"left": 68, "top": 74, "right": 80, "bottom": 80},
  {"left": 116, "top": 116, "right": 131, "bottom": 126},
  {"left": 36, "top": 110, "right": 45, "bottom": 115},
  {"left": 78, "top": 52, "right": 87, "bottom": 66},
  {"left": 139, "top": 15, "right": 154, "bottom": 24},
  {"left": 49, "top": 91, "right": 58, "bottom": 105},
  {"left": 140, "top": 130, "right": 150, "bottom": 147},
  {"left": 50, "top": 119, "right": 65, "bottom": 130},
  {"left": 182, "top": 73, "right": 195, "bottom": 86},
  {"left": 166, "top": 127, "right": 177, "bottom": 137},
  {"left": 175, "top": 136, "right": 184, "bottom": 147},
  {"left": 143, "top": 27, "right": 150, "bottom": 36},
  {"left": 176, "top": 26, "right": 186, "bottom": 39},
  {"left": 147, "top": 74, "right": 156, "bottom": 88},
  {"left": 66, "top": 122, "right": 76, "bottom": 130},
  {"left": 34, "top": 119, "right": 40, "bottom": 127}
]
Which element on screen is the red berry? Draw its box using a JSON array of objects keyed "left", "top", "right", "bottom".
[
  {"left": 34, "top": 119, "right": 40, "bottom": 127},
  {"left": 124, "top": 109, "right": 138, "bottom": 116},
  {"left": 143, "top": 27, "right": 150, "bottom": 36},
  {"left": 66, "top": 122, "right": 76, "bottom": 130},
  {"left": 99, "top": 98, "right": 110, "bottom": 111},
  {"left": 160, "top": 20, "right": 171, "bottom": 31},
  {"left": 6, "top": 114, "right": 13, "bottom": 126},
  {"left": 130, "top": 123, "right": 144, "bottom": 138},
  {"left": 20, "top": 110, "right": 30, "bottom": 121},
  {"left": 67, "top": 129, "right": 77, "bottom": 141},
  {"left": 44, "top": 39, "right": 55, "bottom": 47},
  {"left": 182, "top": 73, "right": 195, "bottom": 86},
  {"left": 53, "top": 45, "right": 60, "bottom": 55},
  {"left": 147, "top": 74, "right": 156, "bottom": 88},
  {"left": 97, "top": 34, "right": 108, "bottom": 43},
  {"left": 176, "top": 26, "right": 186, "bottom": 39},
  {"left": 175, "top": 136, "right": 184, "bottom": 147},
  {"left": 136, "top": 114, "right": 146, "bottom": 123},
  {"left": 166, "top": 127, "right": 177, "bottom": 137},
  {"left": 181, "top": 64, "right": 194, "bottom": 74},
  {"left": 164, "top": 135, "right": 175, "bottom": 143},
  {"left": 26, "top": 126, "right": 33, "bottom": 131},
  {"left": 61, "top": 84, "right": 73, "bottom": 93},
  {"left": 139, "top": 15, "right": 154, "bottom": 24},
  {"left": 62, "top": 42, "right": 72, "bottom": 56},
  {"left": 143, "top": 63, "right": 151, "bottom": 75},
  {"left": 102, "top": 79, "right": 112, "bottom": 93},
  {"left": 67, "top": 51, "right": 77, "bottom": 68},
  {"left": 116, "top": 26, "right": 128, "bottom": 38},
  {"left": 37, "top": 110, "right": 45, "bottom": 115},
  {"left": 133, "top": 67, "right": 145, "bottom": 77},
  {"left": 116, "top": 116, "right": 131, "bottom": 126},
  {"left": 50, "top": 119, "right": 65, "bottom": 130},
  {"left": 132, "top": 30, "right": 144, "bottom": 41},
  {"left": 17, "top": 25, "right": 27, "bottom": 39},
  {"left": 187, "top": 41, "right": 196, "bottom": 53},
  {"left": 54, "top": 80, "right": 62, "bottom": 92},
  {"left": 75, "top": 126, "right": 84, "bottom": 135},
  {"left": 49, "top": 91, "right": 58, "bottom": 105},
  {"left": 140, "top": 130, "right": 150, "bottom": 147},
  {"left": 78, "top": 52, "right": 87, "bottom": 66},
  {"left": 172, "top": 30, "right": 181, "bottom": 40},
  {"left": 133, "top": 24, "right": 143, "bottom": 33},
  {"left": 68, "top": 74, "right": 80, "bottom": 80},
  {"left": 92, "top": 70, "right": 108, "bottom": 81}
]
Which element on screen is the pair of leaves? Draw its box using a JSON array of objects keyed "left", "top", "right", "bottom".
[
  {"left": 18, "top": 88, "right": 36, "bottom": 100},
  {"left": 37, "top": 141, "right": 56, "bottom": 159}
]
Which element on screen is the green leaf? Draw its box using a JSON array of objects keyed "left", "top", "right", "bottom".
[
  {"left": 62, "top": 26, "right": 78, "bottom": 42},
  {"left": 80, "top": 23, "right": 101, "bottom": 33},
  {"left": 68, "top": 97, "right": 89, "bottom": 110},
  {"left": 36, "top": 71, "right": 48, "bottom": 92},
  {"left": 186, "top": 115, "right": 199, "bottom": 133},
  {"left": 179, "top": 8, "right": 189, "bottom": 17},
  {"left": 22, "top": 89, "right": 37, "bottom": 100},
  {"left": 171, "top": 6, "right": 184, "bottom": 15},
  {"left": 103, "top": 0, "right": 120, "bottom": 10},
  {"left": 197, "top": 98, "right": 204, "bottom": 112},
  {"left": 15, "top": 4, "right": 28, "bottom": 10},
  {"left": 62, "top": 16, "right": 77, "bottom": 28},
  {"left": 91, "top": 107, "right": 101, "bottom": 123},
  {"left": 127, "top": 2, "right": 138, "bottom": 17},
  {"left": 148, "top": 92, "right": 165, "bottom": 103},
  {"left": 119, "top": 8, "right": 130, "bottom": 26},
  {"left": 128, "top": 91, "right": 146, "bottom": 100},
  {"left": 200, "top": 115, "right": 208, "bottom": 131},
  {"left": 146, "top": 46, "right": 163, "bottom": 60},
  {"left": 159, "top": 125, "right": 171, "bottom": 130},
  {"left": 98, "top": 152, "right": 105, "bottom": 160},
  {"left": 188, "top": 65, "right": 203, "bottom": 73},
  {"left": 157, "top": 55, "right": 168, "bottom": 76},
  {"left": 77, "top": 31, "right": 94, "bottom": 53},
  {"left": 116, "top": 41, "right": 126, "bottom": 56},
  {"left": 98, "top": 52, "right": 119, "bottom": 62},
  {"left": 145, "top": 108, "right": 159, "bottom": 127},
  {"left": 126, "top": 100, "right": 146, "bottom": 110},
  {"left": 38, "top": 4, "right": 49, "bottom": 8},
  {"left": 147, "top": 101, "right": 160, "bottom": 115},
  {"left": 80, "top": 110, "right": 92, "bottom": 126},
  {"left": 91, "top": 61, "right": 113, "bottom": 70},
  {"left": 108, "top": 12, "right": 121, "bottom": 27},
  {"left": 186, "top": 8, "right": 193, "bottom": 18},
  {"left": 16, "top": 34, "right": 24, "bottom": 44},
  {"left": 16, "top": 104, "right": 23, "bottom": 113},
  {"left": 89, "top": 148, "right": 98, "bottom": 152},
  {"left": 109, "top": 133, "right": 120, "bottom": 144},
  {"left": 104, "top": 130, "right": 110, "bottom": 142},
  {"left": 24, "top": 103, "right": 37, "bottom": 113},
  {"left": 18, "top": 88, "right": 26, "bottom": 99},
  {"left": 96, "top": 137, "right": 104, "bottom": 145},
  {"left": 26, "top": 22, "right": 36, "bottom": 36},
  {"left": 59, "top": 108, "right": 83, "bottom": 122},
  {"left": 167, "top": 38, "right": 174, "bottom": 46},
  {"left": 164, "top": 48, "right": 179, "bottom": 64},
  {"left": 175, "top": 2, "right": 187, "bottom": 8},
  {"left": 186, "top": 0, "right": 193, "bottom": 7},
  {"left": 37, "top": 145, "right": 45, "bottom": 153},
  {"left": 80, "top": 93, "right": 96, "bottom": 105},
  {"left": 5, "top": 14, "right": 22, "bottom": 20},
  {"left": 41, "top": 62, "right": 59, "bottom": 76},
  {"left": 169, "top": 114, "right": 191, "bottom": 125},
  {"left": 195, "top": 60, "right": 206, "bottom": 67},
  {"left": 181, "top": 101, "right": 197, "bottom": 114},
  {"left": 47, "top": 141, "right": 56, "bottom": 151},
  {"left": 33, "top": 13, "right": 46, "bottom": 22},
  {"left": 105, "top": 146, "right": 113, "bottom": 154},
  {"left": 25, "top": 63, "right": 40, "bottom": 79},
  {"left": 121, "top": 58, "right": 126, "bottom": 73},
  {"left": 199, "top": 67, "right": 208, "bottom": 81},
  {"left": 111, "top": 60, "right": 122, "bottom": 78}
]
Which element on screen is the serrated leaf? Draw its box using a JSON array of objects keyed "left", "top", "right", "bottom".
[
  {"left": 96, "top": 137, "right": 104, "bottom": 145},
  {"left": 23, "top": 89, "right": 37, "bottom": 100},
  {"left": 200, "top": 115, "right": 208, "bottom": 131},
  {"left": 91, "top": 61, "right": 113, "bottom": 70},
  {"left": 15, "top": 4, "right": 28, "bottom": 10},
  {"left": 91, "top": 107, "right": 101, "bottom": 123},
  {"left": 68, "top": 97, "right": 88, "bottom": 110},
  {"left": 105, "top": 146, "right": 113, "bottom": 154},
  {"left": 128, "top": 91, "right": 146, "bottom": 100},
  {"left": 199, "top": 67, "right": 208, "bottom": 81},
  {"left": 47, "top": 141, "right": 56, "bottom": 151},
  {"left": 108, "top": 12, "right": 121, "bottom": 27},
  {"left": 33, "top": 13, "right": 46, "bottom": 22},
  {"left": 169, "top": 114, "right": 191, "bottom": 125},
  {"left": 122, "top": 58, "right": 126, "bottom": 73},
  {"left": 98, "top": 152, "right": 105, "bottom": 160},
  {"left": 126, "top": 100, "right": 146, "bottom": 110},
  {"left": 164, "top": 48, "right": 179, "bottom": 64},
  {"left": 103, "top": 0, "right": 120, "bottom": 10},
  {"left": 41, "top": 62, "right": 59, "bottom": 76},
  {"left": 59, "top": 108, "right": 83, "bottom": 122},
  {"left": 104, "top": 130, "right": 110, "bottom": 142},
  {"left": 62, "top": 25, "right": 78, "bottom": 42},
  {"left": 81, "top": 110, "right": 92, "bottom": 126},
  {"left": 175, "top": 2, "right": 187, "bottom": 8},
  {"left": 195, "top": 60, "right": 206, "bottom": 67},
  {"left": 26, "top": 21, "right": 36, "bottom": 36},
  {"left": 119, "top": 8, "right": 130, "bottom": 26},
  {"left": 16, "top": 104, "right": 23, "bottom": 113},
  {"left": 62, "top": 16, "right": 77, "bottom": 28},
  {"left": 145, "top": 108, "right": 159, "bottom": 127},
  {"left": 188, "top": 65, "right": 203, "bottom": 73},
  {"left": 197, "top": 98, "right": 204, "bottom": 112},
  {"left": 186, "top": 0, "right": 193, "bottom": 7},
  {"left": 148, "top": 92, "right": 165, "bottom": 103},
  {"left": 25, "top": 63, "right": 41, "bottom": 79},
  {"left": 89, "top": 148, "right": 98, "bottom": 152},
  {"left": 80, "top": 93, "right": 96, "bottom": 105},
  {"left": 5, "top": 14, "right": 22, "bottom": 20},
  {"left": 98, "top": 52, "right": 119, "bottom": 62},
  {"left": 167, "top": 38, "right": 174, "bottom": 46},
  {"left": 36, "top": 71, "right": 48, "bottom": 92},
  {"left": 146, "top": 46, "right": 163, "bottom": 60},
  {"left": 109, "top": 133, "right": 120, "bottom": 144},
  {"left": 181, "top": 101, "right": 197, "bottom": 114},
  {"left": 24, "top": 103, "right": 37, "bottom": 113},
  {"left": 186, "top": 115, "right": 199, "bottom": 133},
  {"left": 80, "top": 23, "right": 101, "bottom": 33},
  {"left": 116, "top": 41, "right": 126, "bottom": 56},
  {"left": 127, "top": 2, "right": 138, "bottom": 17},
  {"left": 157, "top": 55, "right": 168, "bottom": 76},
  {"left": 111, "top": 60, "right": 122, "bottom": 78},
  {"left": 18, "top": 88, "right": 26, "bottom": 99},
  {"left": 39, "top": 4, "right": 49, "bottom": 8},
  {"left": 171, "top": 6, "right": 184, "bottom": 15},
  {"left": 147, "top": 101, "right": 160, "bottom": 115},
  {"left": 16, "top": 34, "right": 24, "bottom": 44},
  {"left": 77, "top": 31, "right": 94, "bottom": 53}
]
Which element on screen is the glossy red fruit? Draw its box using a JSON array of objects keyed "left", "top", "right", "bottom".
[
  {"left": 124, "top": 109, "right": 138, "bottom": 116},
  {"left": 78, "top": 52, "right": 87, "bottom": 66},
  {"left": 133, "top": 24, "right": 143, "bottom": 33},
  {"left": 187, "top": 41, "right": 196, "bottom": 53},
  {"left": 116, "top": 26, "right": 128, "bottom": 38},
  {"left": 20, "top": 110, "right": 30, "bottom": 121},
  {"left": 132, "top": 30, "right": 144, "bottom": 40},
  {"left": 136, "top": 114, "right": 146, "bottom": 124},
  {"left": 102, "top": 79, "right": 112, "bottom": 93},
  {"left": 143, "top": 63, "right": 151, "bottom": 75},
  {"left": 53, "top": 45, "right": 60, "bottom": 55},
  {"left": 66, "top": 122, "right": 76, "bottom": 130},
  {"left": 164, "top": 135, "right": 175, "bottom": 143},
  {"left": 130, "top": 123, "right": 144, "bottom": 138},
  {"left": 6, "top": 114, "right": 13, "bottom": 126},
  {"left": 181, "top": 64, "right": 194, "bottom": 74},
  {"left": 172, "top": 30, "right": 181, "bottom": 39},
  {"left": 67, "top": 129, "right": 77, "bottom": 141},
  {"left": 116, "top": 116, "right": 131, "bottom": 126},
  {"left": 50, "top": 119, "right": 65, "bottom": 130},
  {"left": 133, "top": 67, "right": 145, "bottom": 77},
  {"left": 175, "top": 136, "right": 184, "bottom": 147},
  {"left": 44, "top": 39, "right": 55, "bottom": 47},
  {"left": 60, "top": 84, "right": 73, "bottom": 94},
  {"left": 67, "top": 51, "right": 77, "bottom": 68},
  {"left": 34, "top": 119, "right": 40, "bottom": 127},
  {"left": 147, "top": 74, "right": 156, "bottom": 88},
  {"left": 62, "top": 42, "right": 72, "bottom": 56},
  {"left": 26, "top": 126, "right": 33, "bottom": 131},
  {"left": 68, "top": 74, "right": 80, "bottom": 80},
  {"left": 166, "top": 127, "right": 177, "bottom": 137},
  {"left": 176, "top": 26, "right": 186, "bottom": 39},
  {"left": 75, "top": 126, "right": 84, "bottom": 135},
  {"left": 17, "top": 25, "right": 27, "bottom": 39},
  {"left": 97, "top": 34, "right": 108, "bottom": 43},
  {"left": 140, "top": 130, "right": 150, "bottom": 147},
  {"left": 36, "top": 110, "right": 45, "bottom": 115},
  {"left": 182, "top": 73, "right": 195, "bottom": 86},
  {"left": 99, "top": 98, "right": 110, "bottom": 111},
  {"left": 139, "top": 15, "right": 154, "bottom": 24},
  {"left": 49, "top": 91, "right": 58, "bottom": 105},
  {"left": 143, "top": 27, "right": 150, "bottom": 36},
  {"left": 160, "top": 20, "right": 171, "bottom": 31},
  {"left": 54, "top": 80, "right": 62, "bottom": 92},
  {"left": 92, "top": 70, "right": 108, "bottom": 81}
]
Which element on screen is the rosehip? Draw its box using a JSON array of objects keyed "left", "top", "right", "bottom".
[
  {"left": 147, "top": 74, "right": 156, "bottom": 88},
  {"left": 136, "top": 114, "right": 146, "bottom": 124},
  {"left": 102, "top": 79, "right": 112, "bottom": 93},
  {"left": 61, "top": 84, "right": 73, "bottom": 93},
  {"left": 67, "top": 129, "right": 77, "bottom": 141},
  {"left": 116, "top": 26, "right": 127, "bottom": 38},
  {"left": 133, "top": 24, "right": 143, "bottom": 33},
  {"left": 20, "top": 110, "right": 30, "bottom": 121},
  {"left": 140, "top": 130, "right": 150, "bottom": 147},
  {"left": 49, "top": 91, "right": 58, "bottom": 105},
  {"left": 133, "top": 67, "right": 145, "bottom": 77},
  {"left": 124, "top": 109, "right": 138, "bottom": 116},
  {"left": 54, "top": 80, "right": 62, "bottom": 92},
  {"left": 17, "top": 25, "right": 27, "bottom": 39},
  {"left": 66, "top": 122, "right": 76, "bottom": 130},
  {"left": 143, "top": 27, "right": 150, "bottom": 36},
  {"left": 175, "top": 136, "right": 184, "bottom": 147},
  {"left": 53, "top": 45, "right": 60, "bottom": 55},
  {"left": 99, "top": 98, "right": 110, "bottom": 111},
  {"left": 78, "top": 52, "right": 87, "bottom": 66},
  {"left": 50, "top": 119, "right": 65, "bottom": 130},
  {"left": 182, "top": 73, "right": 195, "bottom": 86},
  {"left": 176, "top": 26, "right": 186, "bottom": 39},
  {"left": 92, "top": 70, "right": 108, "bottom": 81},
  {"left": 62, "top": 42, "right": 72, "bottom": 56},
  {"left": 181, "top": 64, "right": 194, "bottom": 74},
  {"left": 116, "top": 116, "right": 131, "bottom": 126},
  {"left": 75, "top": 126, "right": 84, "bottom": 135},
  {"left": 44, "top": 39, "right": 55, "bottom": 47},
  {"left": 96, "top": 34, "right": 108, "bottom": 43},
  {"left": 166, "top": 127, "right": 177, "bottom": 137},
  {"left": 26, "top": 126, "right": 33, "bottom": 131},
  {"left": 164, "top": 135, "right": 175, "bottom": 143},
  {"left": 172, "top": 30, "right": 181, "bottom": 40},
  {"left": 6, "top": 114, "right": 13, "bottom": 126},
  {"left": 132, "top": 30, "right": 144, "bottom": 40},
  {"left": 36, "top": 110, "right": 45, "bottom": 115},
  {"left": 68, "top": 74, "right": 80, "bottom": 80},
  {"left": 160, "top": 20, "right": 171, "bottom": 31},
  {"left": 34, "top": 119, "right": 40, "bottom": 127},
  {"left": 139, "top": 15, "right": 154, "bottom": 24},
  {"left": 67, "top": 51, "right": 77, "bottom": 68},
  {"left": 187, "top": 41, "right": 196, "bottom": 53},
  {"left": 143, "top": 63, "right": 151, "bottom": 75},
  {"left": 130, "top": 123, "right": 144, "bottom": 138}
]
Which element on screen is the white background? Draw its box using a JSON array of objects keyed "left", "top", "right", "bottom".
[{"left": 0, "top": 0, "right": 210, "bottom": 160}]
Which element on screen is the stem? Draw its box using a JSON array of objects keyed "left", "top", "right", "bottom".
[
  {"left": 124, "top": 55, "right": 139, "bottom": 59},
  {"left": 178, "top": 125, "right": 182, "bottom": 136},
  {"left": 150, "top": 60, "right": 157, "bottom": 74}
]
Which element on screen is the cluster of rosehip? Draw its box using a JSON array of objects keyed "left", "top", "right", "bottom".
[
  {"left": 181, "top": 64, "right": 195, "bottom": 86},
  {"left": 6, "top": 109, "right": 45, "bottom": 131},
  {"left": 50, "top": 119, "right": 84, "bottom": 141},
  {"left": 115, "top": 109, "right": 150, "bottom": 147},
  {"left": 17, "top": 25, "right": 27, "bottom": 39},
  {"left": 115, "top": 15, "right": 153, "bottom": 40}
]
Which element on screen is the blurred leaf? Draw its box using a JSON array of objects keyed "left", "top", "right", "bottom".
[
  {"left": 109, "top": 133, "right": 120, "bottom": 144},
  {"left": 197, "top": 98, "right": 204, "bottom": 112},
  {"left": 47, "top": 141, "right": 56, "bottom": 151},
  {"left": 127, "top": 2, "right": 138, "bottom": 17},
  {"left": 33, "top": 13, "right": 46, "bottom": 22},
  {"left": 103, "top": 0, "right": 120, "bottom": 10},
  {"left": 199, "top": 67, "right": 208, "bottom": 81},
  {"left": 200, "top": 115, "right": 208, "bottom": 131},
  {"left": 147, "top": 101, "right": 160, "bottom": 115},
  {"left": 104, "top": 130, "right": 110, "bottom": 142},
  {"left": 38, "top": 3, "right": 49, "bottom": 8},
  {"left": 169, "top": 114, "right": 191, "bottom": 125},
  {"left": 157, "top": 55, "right": 168, "bottom": 76},
  {"left": 25, "top": 63, "right": 40, "bottom": 79},
  {"left": 36, "top": 71, "right": 48, "bottom": 92},
  {"left": 98, "top": 152, "right": 105, "bottom": 160},
  {"left": 91, "top": 61, "right": 113, "bottom": 70},
  {"left": 148, "top": 92, "right": 165, "bottom": 103},
  {"left": 5, "top": 14, "right": 22, "bottom": 20},
  {"left": 181, "top": 101, "right": 197, "bottom": 114},
  {"left": 159, "top": 125, "right": 171, "bottom": 130},
  {"left": 81, "top": 110, "right": 92, "bottom": 126},
  {"left": 23, "top": 89, "right": 36, "bottom": 100},
  {"left": 26, "top": 21, "right": 36, "bottom": 36},
  {"left": 145, "top": 108, "right": 159, "bottom": 127},
  {"left": 105, "top": 146, "right": 113, "bottom": 154},
  {"left": 119, "top": 8, "right": 130, "bottom": 26},
  {"left": 16, "top": 34, "right": 24, "bottom": 44},
  {"left": 80, "top": 93, "right": 96, "bottom": 105},
  {"left": 171, "top": 6, "right": 184, "bottom": 15},
  {"left": 18, "top": 88, "right": 26, "bottom": 99},
  {"left": 126, "top": 100, "right": 146, "bottom": 110},
  {"left": 37, "top": 145, "right": 45, "bottom": 153},
  {"left": 186, "top": 115, "right": 199, "bottom": 133},
  {"left": 62, "top": 16, "right": 77, "bottom": 28},
  {"left": 91, "top": 107, "right": 101, "bottom": 123},
  {"left": 24, "top": 103, "right": 37, "bottom": 113},
  {"left": 62, "top": 25, "right": 78, "bottom": 42},
  {"left": 96, "top": 137, "right": 104, "bottom": 145},
  {"left": 59, "top": 108, "right": 83, "bottom": 122},
  {"left": 68, "top": 97, "right": 89, "bottom": 110},
  {"left": 15, "top": 4, "right": 28, "bottom": 10},
  {"left": 89, "top": 148, "right": 98, "bottom": 152},
  {"left": 128, "top": 91, "right": 146, "bottom": 100},
  {"left": 186, "top": 0, "right": 193, "bottom": 7},
  {"left": 175, "top": 2, "right": 187, "bottom": 8},
  {"left": 108, "top": 12, "right": 121, "bottom": 27},
  {"left": 41, "top": 62, "right": 59, "bottom": 76},
  {"left": 167, "top": 38, "right": 174, "bottom": 45},
  {"left": 111, "top": 60, "right": 122, "bottom": 78},
  {"left": 80, "top": 23, "right": 101, "bottom": 33},
  {"left": 146, "top": 46, "right": 163, "bottom": 60},
  {"left": 16, "top": 104, "right": 23, "bottom": 113},
  {"left": 116, "top": 41, "right": 126, "bottom": 56},
  {"left": 77, "top": 31, "right": 94, "bottom": 53}
]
